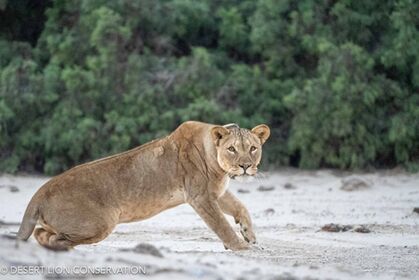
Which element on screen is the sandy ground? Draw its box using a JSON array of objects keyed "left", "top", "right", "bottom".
[{"left": 0, "top": 169, "right": 418, "bottom": 279}]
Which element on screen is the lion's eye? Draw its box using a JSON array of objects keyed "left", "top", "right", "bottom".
[
  {"left": 250, "top": 146, "right": 257, "bottom": 153},
  {"left": 227, "top": 146, "right": 236, "bottom": 153}
]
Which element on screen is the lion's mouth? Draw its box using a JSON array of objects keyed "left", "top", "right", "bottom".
[
  {"left": 228, "top": 167, "right": 257, "bottom": 179},
  {"left": 229, "top": 173, "right": 254, "bottom": 180}
]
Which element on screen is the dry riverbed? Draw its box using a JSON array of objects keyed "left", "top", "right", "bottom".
[{"left": 0, "top": 169, "right": 418, "bottom": 279}]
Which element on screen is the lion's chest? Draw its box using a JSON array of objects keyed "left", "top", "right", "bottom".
[{"left": 216, "top": 176, "right": 230, "bottom": 197}]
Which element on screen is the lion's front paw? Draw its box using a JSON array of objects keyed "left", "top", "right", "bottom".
[
  {"left": 250, "top": 243, "right": 264, "bottom": 251},
  {"left": 224, "top": 239, "right": 250, "bottom": 251},
  {"left": 240, "top": 224, "right": 256, "bottom": 244}
]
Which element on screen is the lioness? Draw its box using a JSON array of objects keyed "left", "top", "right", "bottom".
[{"left": 17, "top": 121, "right": 270, "bottom": 251}]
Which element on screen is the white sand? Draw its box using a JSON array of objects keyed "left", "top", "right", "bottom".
[{"left": 0, "top": 169, "right": 418, "bottom": 279}]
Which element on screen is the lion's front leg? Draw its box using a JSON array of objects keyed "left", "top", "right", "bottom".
[
  {"left": 188, "top": 195, "right": 250, "bottom": 251},
  {"left": 218, "top": 190, "right": 256, "bottom": 244}
]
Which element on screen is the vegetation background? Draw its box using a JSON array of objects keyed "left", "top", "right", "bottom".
[{"left": 0, "top": 0, "right": 418, "bottom": 175}]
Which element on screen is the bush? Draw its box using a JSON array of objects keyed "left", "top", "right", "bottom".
[{"left": 0, "top": 0, "right": 417, "bottom": 174}]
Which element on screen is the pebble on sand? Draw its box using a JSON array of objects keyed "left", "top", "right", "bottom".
[
  {"left": 321, "top": 223, "right": 371, "bottom": 233},
  {"left": 120, "top": 243, "right": 164, "bottom": 258},
  {"left": 283, "top": 183, "right": 297, "bottom": 190},
  {"left": 257, "top": 185, "right": 275, "bottom": 192},
  {"left": 340, "top": 176, "right": 371, "bottom": 191},
  {"left": 237, "top": 189, "right": 250, "bottom": 194}
]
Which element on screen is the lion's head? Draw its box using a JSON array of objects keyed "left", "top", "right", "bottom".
[{"left": 211, "top": 123, "right": 270, "bottom": 179}]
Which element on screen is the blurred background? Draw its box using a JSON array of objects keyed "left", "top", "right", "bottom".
[{"left": 0, "top": 0, "right": 418, "bottom": 175}]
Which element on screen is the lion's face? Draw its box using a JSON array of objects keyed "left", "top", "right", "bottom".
[{"left": 211, "top": 124, "right": 270, "bottom": 179}]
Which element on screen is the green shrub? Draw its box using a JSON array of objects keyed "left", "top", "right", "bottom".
[{"left": 0, "top": 0, "right": 417, "bottom": 174}]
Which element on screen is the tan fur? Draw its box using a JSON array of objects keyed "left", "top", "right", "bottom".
[{"left": 17, "top": 121, "right": 270, "bottom": 251}]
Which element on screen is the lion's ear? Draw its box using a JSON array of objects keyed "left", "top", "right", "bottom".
[
  {"left": 211, "top": 126, "right": 230, "bottom": 146},
  {"left": 251, "top": 124, "right": 270, "bottom": 145}
]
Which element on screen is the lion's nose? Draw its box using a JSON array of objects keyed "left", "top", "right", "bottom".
[{"left": 239, "top": 164, "right": 251, "bottom": 172}]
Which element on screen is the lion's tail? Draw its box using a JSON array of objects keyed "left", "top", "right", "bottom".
[{"left": 17, "top": 196, "right": 40, "bottom": 241}]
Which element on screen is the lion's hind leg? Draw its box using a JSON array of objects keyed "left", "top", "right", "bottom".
[
  {"left": 34, "top": 227, "right": 74, "bottom": 251},
  {"left": 34, "top": 219, "right": 116, "bottom": 251}
]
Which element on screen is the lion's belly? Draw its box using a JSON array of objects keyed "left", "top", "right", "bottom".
[{"left": 117, "top": 188, "right": 185, "bottom": 223}]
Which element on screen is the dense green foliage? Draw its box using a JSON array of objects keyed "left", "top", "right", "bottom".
[{"left": 0, "top": 0, "right": 418, "bottom": 174}]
